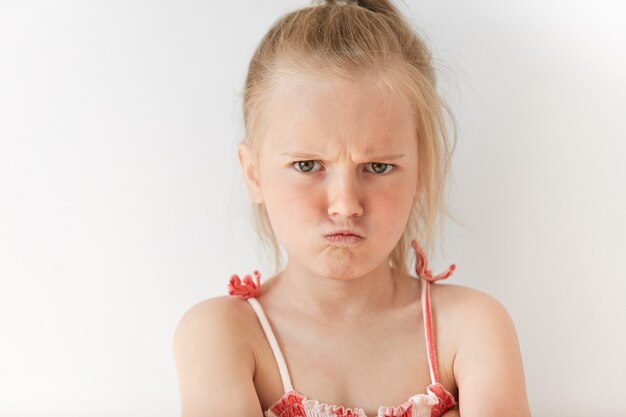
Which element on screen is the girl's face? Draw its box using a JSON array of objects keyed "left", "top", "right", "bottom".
[{"left": 239, "top": 70, "right": 419, "bottom": 280}]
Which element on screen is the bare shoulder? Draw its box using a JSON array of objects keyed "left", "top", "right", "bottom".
[
  {"left": 174, "top": 295, "right": 257, "bottom": 342},
  {"left": 172, "top": 296, "right": 263, "bottom": 417},
  {"left": 430, "top": 283, "right": 513, "bottom": 326},
  {"left": 430, "top": 284, "right": 531, "bottom": 417},
  {"left": 429, "top": 283, "right": 519, "bottom": 358}
]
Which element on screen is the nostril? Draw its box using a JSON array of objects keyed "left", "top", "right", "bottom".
[{"left": 327, "top": 195, "right": 364, "bottom": 217}]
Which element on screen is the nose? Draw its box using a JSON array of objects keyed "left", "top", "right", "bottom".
[{"left": 326, "top": 168, "right": 364, "bottom": 218}]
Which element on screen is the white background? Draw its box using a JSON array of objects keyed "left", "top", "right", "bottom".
[{"left": 1, "top": 1, "right": 625, "bottom": 416}]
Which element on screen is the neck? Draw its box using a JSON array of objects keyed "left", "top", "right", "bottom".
[{"left": 272, "top": 258, "right": 408, "bottom": 324}]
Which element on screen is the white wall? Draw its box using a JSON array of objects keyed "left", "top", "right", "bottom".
[{"left": 0, "top": 1, "right": 624, "bottom": 416}]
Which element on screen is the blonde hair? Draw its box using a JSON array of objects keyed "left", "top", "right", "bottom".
[{"left": 240, "top": 0, "right": 455, "bottom": 279}]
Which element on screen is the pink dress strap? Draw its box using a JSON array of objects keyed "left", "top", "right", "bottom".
[
  {"left": 227, "top": 270, "right": 294, "bottom": 393},
  {"left": 412, "top": 239, "right": 456, "bottom": 384},
  {"left": 246, "top": 298, "right": 295, "bottom": 393}
]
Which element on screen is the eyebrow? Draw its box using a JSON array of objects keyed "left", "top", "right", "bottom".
[{"left": 281, "top": 152, "right": 406, "bottom": 161}]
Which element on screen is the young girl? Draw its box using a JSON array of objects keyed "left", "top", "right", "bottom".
[{"left": 173, "top": 1, "right": 531, "bottom": 416}]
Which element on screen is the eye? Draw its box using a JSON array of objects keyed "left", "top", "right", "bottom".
[
  {"left": 366, "top": 162, "right": 393, "bottom": 174},
  {"left": 292, "top": 160, "right": 322, "bottom": 173}
]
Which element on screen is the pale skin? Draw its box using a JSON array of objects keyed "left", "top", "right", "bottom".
[{"left": 173, "top": 68, "right": 531, "bottom": 417}]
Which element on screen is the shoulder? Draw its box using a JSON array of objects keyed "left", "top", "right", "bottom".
[
  {"left": 430, "top": 283, "right": 511, "bottom": 320},
  {"left": 172, "top": 296, "right": 265, "bottom": 416},
  {"left": 175, "top": 295, "right": 255, "bottom": 326},
  {"left": 173, "top": 295, "right": 257, "bottom": 358},
  {"left": 430, "top": 283, "right": 516, "bottom": 346},
  {"left": 430, "top": 284, "right": 531, "bottom": 416}
]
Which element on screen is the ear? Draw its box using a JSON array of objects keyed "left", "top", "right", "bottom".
[{"left": 237, "top": 142, "right": 264, "bottom": 204}]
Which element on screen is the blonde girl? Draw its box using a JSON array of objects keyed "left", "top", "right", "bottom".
[{"left": 173, "top": 1, "right": 531, "bottom": 416}]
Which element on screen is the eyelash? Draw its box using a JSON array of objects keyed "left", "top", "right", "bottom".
[{"left": 291, "top": 161, "right": 394, "bottom": 175}]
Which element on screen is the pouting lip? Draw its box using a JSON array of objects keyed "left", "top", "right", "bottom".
[{"left": 325, "top": 229, "right": 364, "bottom": 238}]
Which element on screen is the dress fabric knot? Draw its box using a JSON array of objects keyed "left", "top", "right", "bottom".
[
  {"left": 411, "top": 240, "right": 456, "bottom": 283},
  {"left": 426, "top": 383, "right": 457, "bottom": 417},
  {"left": 227, "top": 270, "right": 261, "bottom": 299}
]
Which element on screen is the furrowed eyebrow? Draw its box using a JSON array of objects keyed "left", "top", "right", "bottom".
[
  {"left": 281, "top": 152, "right": 324, "bottom": 159},
  {"left": 366, "top": 154, "right": 405, "bottom": 161},
  {"left": 281, "top": 152, "right": 405, "bottom": 161}
]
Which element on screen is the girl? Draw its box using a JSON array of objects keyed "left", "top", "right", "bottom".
[{"left": 173, "top": 1, "right": 531, "bottom": 416}]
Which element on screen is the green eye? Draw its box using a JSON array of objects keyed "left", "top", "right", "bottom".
[
  {"left": 294, "top": 160, "right": 318, "bottom": 173},
  {"left": 369, "top": 162, "right": 392, "bottom": 174}
]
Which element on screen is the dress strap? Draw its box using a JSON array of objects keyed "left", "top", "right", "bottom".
[
  {"left": 227, "top": 271, "right": 294, "bottom": 394},
  {"left": 421, "top": 279, "right": 440, "bottom": 384},
  {"left": 246, "top": 298, "right": 294, "bottom": 393},
  {"left": 412, "top": 240, "right": 456, "bottom": 385}
]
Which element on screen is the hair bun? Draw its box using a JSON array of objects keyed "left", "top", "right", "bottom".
[
  {"left": 317, "top": 0, "right": 398, "bottom": 17},
  {"left": 356, "top": 0, "right": 392, "bottom": 14}
]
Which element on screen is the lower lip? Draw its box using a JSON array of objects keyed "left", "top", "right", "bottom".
[{"left": 325, "top": 234, "right": 364, "bottom": 246}]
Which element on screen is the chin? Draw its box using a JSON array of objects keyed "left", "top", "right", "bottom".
[{"left": 320, "top": 255, "right": 370, "bottom": 280}]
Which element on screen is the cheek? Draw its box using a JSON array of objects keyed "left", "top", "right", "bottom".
[
  {"left": 262, "top": 173, "right": 323, "bottom": 232},
  {"left": 368, "top": 177, "right": 416, "bottom": 225},
  {"left": 265, "top": 173, "right": 321, "bottom": 206}
]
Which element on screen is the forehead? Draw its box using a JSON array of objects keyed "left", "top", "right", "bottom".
[{"left": 259, "top": 69, "right": 416, "bottom": 154}]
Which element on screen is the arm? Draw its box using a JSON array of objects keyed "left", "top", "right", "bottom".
[
  {"left": 453, "top": 291, "right": 531, "bottom": 417},
  {"left": 172, "top": 297, "right": 264, "bottom": 417}
]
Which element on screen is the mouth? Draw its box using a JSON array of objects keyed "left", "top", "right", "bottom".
[{"left": 325, "top": 230, "right": 364, "bottom": 246}]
